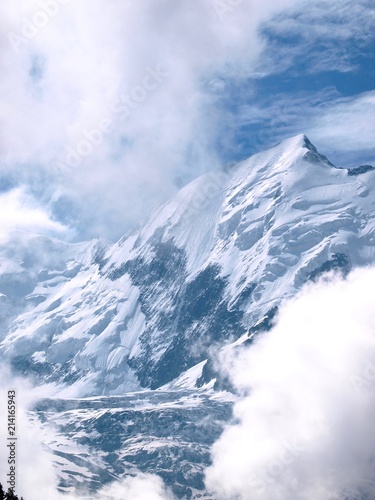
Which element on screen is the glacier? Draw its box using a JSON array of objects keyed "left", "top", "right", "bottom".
[{"left": 1, "top": 134, "right": 375, "bottom": 497}]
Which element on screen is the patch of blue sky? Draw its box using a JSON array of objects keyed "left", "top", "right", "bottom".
[{"left": 214, "top": 10, "right": 374, "bottom": 169}]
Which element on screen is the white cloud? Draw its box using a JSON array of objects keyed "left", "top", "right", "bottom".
[
  {"left": 0, "top": 187, "right": 68, "bottom": 244},
  {"left": 0, "top": 368, "right": 67, "bottom": 500},
  {"left": 98, "top": 475, "right": 173, "bottom": 500},
  {"left": 0, "top": 0, "right": 300, "bottom": 240},
  {"left": 259, "top": 0, "right": 375, "bottom": 75},
  {"left": 206, "top": 267, "right": 375, "bottom": 499},
  {"left": 307, "top": 91, "right": 375, "bottom": 156}
]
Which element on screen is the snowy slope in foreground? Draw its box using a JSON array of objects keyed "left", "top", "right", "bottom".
[{"left": 2, "top": 134, "right": 375, "bottom": 397}]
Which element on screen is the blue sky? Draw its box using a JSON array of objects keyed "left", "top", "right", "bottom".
[{"left": 0, "top": 0, "right": 374, "bottom": 241}]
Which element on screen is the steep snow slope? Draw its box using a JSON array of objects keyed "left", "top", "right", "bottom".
[
  {"left": 2, "top": 135, "right": 375, "bottom": 397},
  {"left": 0, "top": 231, "right": 95, "bottom": 335}
]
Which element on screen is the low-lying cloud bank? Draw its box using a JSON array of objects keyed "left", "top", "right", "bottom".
[
  {"left": 206, "top": 266, "right": 375, "bottom": 499},
  {"left": 97, "top": 475, "right": 173, "bottom": 500}
]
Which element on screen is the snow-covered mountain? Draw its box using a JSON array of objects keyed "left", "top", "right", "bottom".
[
  {"left": 1, "top": 134, "right": 375, "bottom": 496},
  {"left": 2, "top": 134, "right": 375, "bottom": 396}
]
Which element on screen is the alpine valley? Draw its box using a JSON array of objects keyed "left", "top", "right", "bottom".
[{"left": 1, "top": 135, "right": 375, "bottom": 498}]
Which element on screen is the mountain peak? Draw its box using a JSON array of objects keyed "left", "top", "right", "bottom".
[
  {"left": 277, "top": 133, "right": 336, "bottom": 168},
  {"left": 3, "top": 133, "right": 370, "bottom": 398},
  {"left": 274, "top": 133, "right": 315, "bottom": 152},
  {"left": 245, "top": 134, "right": 336, "bottom": 173},
  {"left": 300, "top": 134, "right": 315, "bottom": 150}
]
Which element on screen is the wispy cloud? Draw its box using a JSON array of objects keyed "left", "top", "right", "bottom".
[
  {"left": 306, "top": 91, "right": 375, "bottom": 160},
  {"left": 224, "top": 86, "right": 375, "bottom": 167},
  {"left": 258, "top": 0, "right": 375, "bottom": 75},
  {"left": 206, "top": 267, "right": 375, "bottom": 499}
]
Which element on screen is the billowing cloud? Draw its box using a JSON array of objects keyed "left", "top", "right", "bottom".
[
  {"left": 0, "top": 0, "right": 302, "bottom": 240},
  {"left": 0, "top": 368, "right": 65, "bottom": 499},
  {"left": 98, "top": 475, "right": 173, "bottom": 500},
  {"left": 206, "top": 267, "right": 375, "bottom": 499}
]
